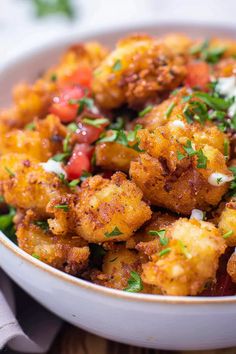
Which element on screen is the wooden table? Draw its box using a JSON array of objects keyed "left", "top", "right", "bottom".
[{"left": 48, "top": 325, "right": 236, "bottom": 354}]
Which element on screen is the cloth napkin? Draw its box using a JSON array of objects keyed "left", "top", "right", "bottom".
[{"left": 0, "top": 270, "right": 62, "bottom": 353}]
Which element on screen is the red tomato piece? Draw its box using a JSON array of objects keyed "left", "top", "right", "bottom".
[
  {"left": 185, "top": 61, "right": 210, "bottom": 91},
  {"left": 75, "top": 123, "right": 103, "bottom": 144},
  {"left": 65, "top": 144, "right": 94, "bottom": 180},
  {"left": 64, "top": 66, "right": 92, "bottom": 89},
  {"left": 50, "top": 86, "right": 84, "bottom": 123}
]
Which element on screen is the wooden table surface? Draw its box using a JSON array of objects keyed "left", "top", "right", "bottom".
[{"left": 48, "top": 325, "right": 236, "bottom": 354}]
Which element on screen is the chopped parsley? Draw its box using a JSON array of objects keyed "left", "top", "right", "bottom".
[
  {"left": 32, "top": 253, "right": 40, "bottom": 259},
  {"left": 69, "top": 97, "right": 94, "bottom": 115},
  {"left": 105, "top": 226, "right": 123, "bottom": 238},
  {"left": 0, "top": 206, "right": 16, "bottom": 239},
  {"left": 67, "top": 122, "right": 78, "bottom": 132},
  {"left": 0, "top": 196, "right": 4, "bottom": 203},
  {"left": 148, "top": 229, "right": 169, "bottom": 246},
  {"left": 112, "top": 59, "right": 122, "bottom": 72},
  {"left": 25, "top": 122, "right": 36, "bottom": 131},
  {"left": 4, "top": 167, "right": 15, "bottom": 177},
  {"left": 180, "top": 140, "right": 208, "bottom": 169},
  {"left": 177, "top": 151, "right": 185, "bottom": 161},
  {"left": 34, "top": 220, "right": 49, "bottom": 231},
  {"left": 98, "top": 125, "right": 144, "bottom": 152},
  {"left": 50, "top": 73, "right": 57, "bottom": 82},
  {"left": 32, "top": 0, "right": 75, "bottom": 19},
  {"left": 80, "top": 170, "right": 92, "bottom": 182},
  {"left": 138, "top": 105, "right": 153, "bottom": 117},
  {"left": 165, "top": 102, "right": 176, "bottom": 118},
  {"left": 216, "top": 177, "right": 223, "bottom": 185},
  {"left": 223, "top": 230, "right": 233, "bottom": 239},
  {"left": 82, "top": 117, "right": 109, "bottom": 128},
  {"left": 124, "top": 271, "right": 143, "bottom": 293},
  {"left": 158, "top": 248, "right": 171, "bottom": 257},
  {"left": 190, "top": 39, "right": 225, "bottom": 63},
  {"left": 52, "top": 152, "right": 70, "bottom": 162},
  {"left": 109, "top": 117, "right": 125, "bottom": 130},
  {"left": 54, "top": 204, "right": 69, "bottom": 211},
  {"left": 178, "top": 240, "right": 192, "bottom": 259},
  {"left": 224, "top": 139, "right": 229, "bottom": 160},
  {"left": 68, "top": 179, "right": 80, "bottom": 187}
]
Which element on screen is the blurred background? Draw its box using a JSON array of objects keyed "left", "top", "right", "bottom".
[{"left": 1, "top": 0, "right": 236, "bottom": 66}]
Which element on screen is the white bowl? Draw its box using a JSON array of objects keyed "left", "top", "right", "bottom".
[{"left": 1, "top": 23, "right": 236, "bottom": 351}]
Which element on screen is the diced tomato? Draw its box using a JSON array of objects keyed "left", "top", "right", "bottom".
[
  {"left": 65, "top": 143, "right": 94, "bottom": 180},
  {"left": 50, "top": 86, "right": 84, "bottom": 123},
  {"left": 75, "top": 122, "right": 102, "bottom": 144},
  {"left": 185, "top": 61, "right": 210, "bottom": 91},
  {"left": 63, "top": 66, "right": 92, "bottom": 89}
]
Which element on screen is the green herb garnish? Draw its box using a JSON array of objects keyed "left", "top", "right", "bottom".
[
  {"left": 54, "top": 204, "right": 69, "bottom": 211},
  {"left": 82, "top": 117, "right": 109, "bottom": 128},
  {"left": 223, "top": 230, "right": 233, "bottom": 239},
  {"left": 34, "top": 220, "right": 49, "bottom": 231},
  {"left": 165, "top": 102, "right": 176, "bottom": 118},
  {"left": 105, "top": 226, "right": 123, "bottom": 238},
  {"left": 4, "top": 167, "right": 15, "bottom": 177},
  {"left": 138, "top": 105, "right": 153, "bottom": 117},
  {"left": 158, "top": 248, "right": 171, "bottom": 257},
  {"left": 124, "top": 271, "right": 143, "bottom": 293},
  {"left": 50, "top": 73, "right": 57, "bottom": 82},
  {"left": 112, "top": 59, "right": 122, "bottom": 72},
  {"left": 32, "top": 0, "right": 75, "bottom": 19},
  {"left": 148, "top": 229, "right": 169, "bottom": 246},
  {"left": 25, "top": 122, "right": 36, "bottom": 131}
]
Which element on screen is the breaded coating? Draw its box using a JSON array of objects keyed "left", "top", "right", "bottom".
[
  {"left": 126, "top": 211, "right": 177, "bottom": 251},
  {"left": 161, "top": 33, "right": 193, "bottom": 55},
  {"left": 75, "top": 172, "right": 152, "bottom": 243},
  {"left": 0, "top": 115, "right": 66, "bottom": 161},
  {"left": 130, "top": 127, "right": 232, "bottom": 214},
  {"left": 218, "top": 199, "right": 236, "bottom": 247},
  {"left": 93, "top": 34, "right": 186, "bottom": 109},
  {"left": 227, "top": 252, "right": 236, "bottom": 283},
  {"left": 95, "top": 141, "right": 139, "bottom": 172},
  {"left": 142, "top": 218, "right": 226, "bottom": 296},
  {"left": 17, "top": 210, "right": 89, "bottom": 275},
  {"left": 0, "top": 153, "right": 68, "bottom": 214}
]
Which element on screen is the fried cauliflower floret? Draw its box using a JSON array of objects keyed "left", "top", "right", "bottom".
[
  {"left": 227, "top": 252, "right": 236, "bottom": 283},
  {"left": 130, "top": 127, "right": 232, "bottom": 214},
  {"left": 218, "top": 199, "right": 236, "bottom": 247},
  {"left": 137, "top": 88, "right": 228, "bottom": 154},
  {"left": 93, "top": 34, "right": 186, "bottom": 109},
  {"left": 95, "top": 142, "right": 139, "bottom": 172},
  {"left": 16, "top": 210, "right": 89, "bottom": 275},
  {"left": 142, "top": 218, "right": 226, "bottom": 296},
  {"left": 75, "top": 172, "right": 152, "bottom": 243},
  {"left": 0, "top": 153, "right": 68, "bottom": 213},
  {"left": 0, "top": 115, "right": 66, "bottom": 161}
]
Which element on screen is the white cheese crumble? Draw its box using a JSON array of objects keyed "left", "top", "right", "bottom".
[
  {"left": 216, "top": 76, "right": 236, "bottom": 117},
  {"left": 40, "top": 159, "right": 67, "bottom": 177},
  {"left": 208, "top": 172, "right": 233, "bottom": 186},
  {"left": 190, "top": 209, "right": 204, "bottom": 221},
  {"left": 171, "top": 120, "right": 185, "bottom": 128}
]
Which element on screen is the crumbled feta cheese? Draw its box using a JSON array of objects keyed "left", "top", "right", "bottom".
[
  {"left": 208, "top": 172, "right": 233, "bottom": 186},
  {"left": 190, "top": 209, "right": 204, "bottom": 221},
  {"left": 40, "top": 159, "right": 67, "bottom": 177},
  {"left": 216, "top": 77, "right": 236, "bottom": 97},
  {"left": 216, "top": 76, "right": 236, "bottom": 117},
  {"left": 171, "top": 120, "right": 185, "bottom": 128}
]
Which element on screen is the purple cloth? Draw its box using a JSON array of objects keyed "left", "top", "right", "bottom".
[{"left": 0, "top": 270, "right": 62, "bottom": 353}]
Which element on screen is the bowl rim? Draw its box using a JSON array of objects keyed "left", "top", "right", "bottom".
[{"left": 1, "top": 21, "right": 236, "bottom": 305}]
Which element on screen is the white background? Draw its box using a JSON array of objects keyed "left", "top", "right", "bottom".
[{"left": 0, "top": 0, "right": 236, "bottom": 64}]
